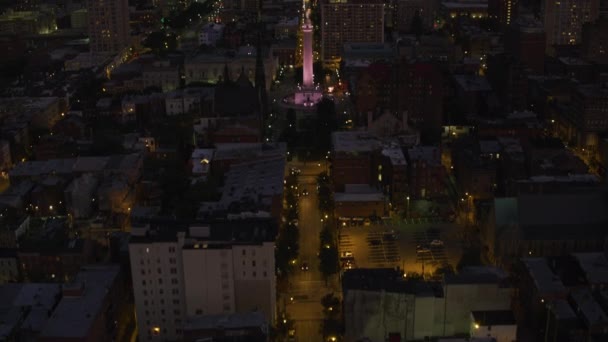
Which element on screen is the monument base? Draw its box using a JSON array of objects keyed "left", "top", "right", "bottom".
[{"left": 294, "top": 87, "right": 323, "bottom": 107}]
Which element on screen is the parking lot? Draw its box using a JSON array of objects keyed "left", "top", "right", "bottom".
[{"left": 338, "top": 221, "right": 463, "bottom": 277}]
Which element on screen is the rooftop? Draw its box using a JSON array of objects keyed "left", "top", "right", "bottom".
[
  {"left": 381, "top": 147, "right": 407, "bottom": 166},
  {"left": 572, "top": 253, "right": 608, "bottom": 285},
  {"left": 39, "top": 266, "right": 120, "bottom": 339},
  {"left": 521, "top": 258, "right": 566, "bottom": 296},
  {"left": 551, "top": 299, "right": 577, "bottom": 321},
  {"left": 453, "top": 74, "right": 492, "bottom": 92},
  {"left": 444, "top": 266, "right": 508, "bottom": 285},
  {"left": 342, "top": 268, "right": 433, "bottom": 295},
  {"left": 130, "top": 217, "right": 278, "bottom": 244},
  {"left": 570, "top": 288, "right": 608, "bottom": 327},
  {"left": 10, "top": 153, "right": 142, "bottom": 178},
  {"left": 334, "top": 184, "right": 385, "bottom": 203},
  {"left": 183, "top": 311, "right": 267, "bottom": 331},
  {"left": 0, "top": 283, "right": 61, "bottom": 339},
  {"left": 332, "top": 131, "right": 380, "bottom": 153},
  {"left": 407, "top": 146, "right": 440, "bottom": 165},
  {"left": 471, "top": 310, "right": 516, "bottom": 326}
]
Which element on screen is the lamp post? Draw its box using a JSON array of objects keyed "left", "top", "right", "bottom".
[{"left": 406, "top": 196, "right": 410, "bottom": 219}]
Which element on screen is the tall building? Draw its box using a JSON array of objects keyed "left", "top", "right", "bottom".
[
  {"left": 541, "top": 0, "right": 600, "bottom": 53},
  {"left": 87, "top": 0, "right": 130, "bottom": 54},
  {"left": 488, "top": 0, "right": 519, "bottom": 26},
  {"left": 394, "top": 0, "right": 438, "bottom": 33},
  {"left": 129, "top": 219, "right": 277, "bottom": 342},
  {"left": 582, "top": 18, "right": 608, "bottom": 64},
  {"left": 504, "top": 16, "right": 546, "bottom": 73},
  {"left": 320, "top": 0, "right": 385, "bottom": 65}
]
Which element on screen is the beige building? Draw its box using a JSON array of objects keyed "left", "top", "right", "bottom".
[
  {"left": 184, "top": 46, "right": 276, "bottom": 91},
  {"left": 142, "top": 61, "right": 181, "bottom": 92},
  {"left": 321, "top": 0, "right": 385, "bottom": 65},
  {"left": 87, "top": 0, "right": 130, "bottom": 54},
  {"left": 129, "top": 219, "right": 277, "bottom": 342},
  {"left": 541, "top": 0, "right": 599, "bottom": 53}
]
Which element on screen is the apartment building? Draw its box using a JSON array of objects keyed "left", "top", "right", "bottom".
[
  {"left": 129, "top": 218, "right": 277, "bottom": 342},
  {"left": 541, "top": 0, "right": 600, "bottom": 53},
  {"left": 87, "top": 0, "right": 130, "bottom": 54},
  {"left": 320, "top": 0, "right": 385, "bottom": 65}
]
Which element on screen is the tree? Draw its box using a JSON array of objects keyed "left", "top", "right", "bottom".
[
  {"left": 143, "top": 31, "right": 178, "bottom": 55},
  {"left": 321, "top": 293, "right": 341, "bottom": 317},
  {"left": 315, "top": 98, "right": 337, "bottom": 152}
]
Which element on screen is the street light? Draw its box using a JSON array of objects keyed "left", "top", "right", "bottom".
[{"left": 406, "top": 196, "right": 410, "bottom": 218}]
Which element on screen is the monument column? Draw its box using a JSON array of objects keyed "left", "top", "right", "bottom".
[{"left": 302, "top": 4, "right": 313, "bottom": 88}]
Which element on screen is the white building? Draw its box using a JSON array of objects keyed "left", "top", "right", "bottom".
[
  {"left": 343, "top": 267, "right": 513, "bottom": 341},
  {"left": 142, "top": 61, "right": 181, "bottom": 92},
  {"left": 470, "top": 310, "right": 517, "bottom": 342},
  {"left": 184, "top": 46, "right": 277, "bottom": 90},
  {"left": 129, "top": 218, "right": 277, "bottom": 342},
  {"left": 199, "top": 23, "right": 225, "bottom": 46},
  {"left": 165, "top": 88, "right": 214, "bottom": 116}
]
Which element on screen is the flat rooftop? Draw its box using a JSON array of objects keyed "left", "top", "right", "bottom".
[
  {"left": 572, "top": 253, "right": 608, "bottom": 285},
  {"left": 471, "top": 310, "right": 516, "bottom": 326},
  {"left": 521, "top": 258, "right": 566, "bottom": 296},
  {"left": 183, "top": 311, "right": 267, "bottom": 331},
  {"left": 332, "top": 131, "right": 380, "bottom": 154},
  {"left": 39, "top": 266, "right": 120, "bottom": 339}
]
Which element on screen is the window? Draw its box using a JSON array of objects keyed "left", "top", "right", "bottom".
[
  {"left": 173, "top": 299, "right": 180, "bottom": 305},
  {"left": 253, "top": 271, "right": 256, "bottom": 277},
  {"left": 157, "top": 268, "right": 162, "bottom": 274},
  {"left": 169, "top": 247, "right": 176, "bottom": 253},
  {"left": 242, "top": 249, "right": 246, "bottom": 256},
  {"left": 171, "top": 278, "right": 178, "bottom": 284},
  {"left": 263, "top": 271, "right": 268, "bottom": 277},
  {"left": 170, "top": 268, "right": 177, "bottom": 274},
  {"left": 252, "top": 260, "right": 256, "bottom": 267},
  {"left": 142, "top": 280, "right": 146, "bottom": 285},
  {"left": 196, "top": 309, "right": 203, "bottom": 315},
  {"left": 172, "top": 289, "right": 178, "bottom": 295}
]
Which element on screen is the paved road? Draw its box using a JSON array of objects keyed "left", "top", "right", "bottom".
[{"left": 283, "top": 161, "right": 334, "bottom": 342}]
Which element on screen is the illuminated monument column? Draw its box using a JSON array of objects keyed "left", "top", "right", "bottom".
[
  {"left": 302, "top": 8, "right": 313, "bottom": 87},
  {"left": 293, "top": 0, "right": 322, "bottom": 107}
]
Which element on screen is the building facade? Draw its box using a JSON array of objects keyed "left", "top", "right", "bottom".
[
  {"left": 129, "top": 219, "right": 277, "bottom": 342},
  {"left": 87, "top": 0, "right": 130, "bottom": 54},
  {"left": 320, "top": 0, "right": 385, "bottom": 65},
  {"left": 541, "top": 0, "right": 600, "bottom": 53}
]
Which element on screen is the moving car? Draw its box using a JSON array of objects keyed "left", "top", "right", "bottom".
[{"left": 301, "top": 262, "right": 309, "bottom": 271}]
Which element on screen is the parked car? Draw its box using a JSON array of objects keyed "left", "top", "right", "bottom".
[
  {"left": 430, "top": 239, "right": 444, "bottom": 247},
  {"left": 416, "top": 245, "right": 431, "bottom": 253},
  {"left": 341, "top": 251, "right": 354, "bottom": 259}
]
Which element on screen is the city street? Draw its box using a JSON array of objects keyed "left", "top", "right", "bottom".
[{"left": 283, "top": 161, "right": 336, "bottom": 342}]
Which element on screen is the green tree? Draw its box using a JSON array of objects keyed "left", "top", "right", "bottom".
[{"left": 143, "top": 31, "right": 178, "bottom": 55}]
